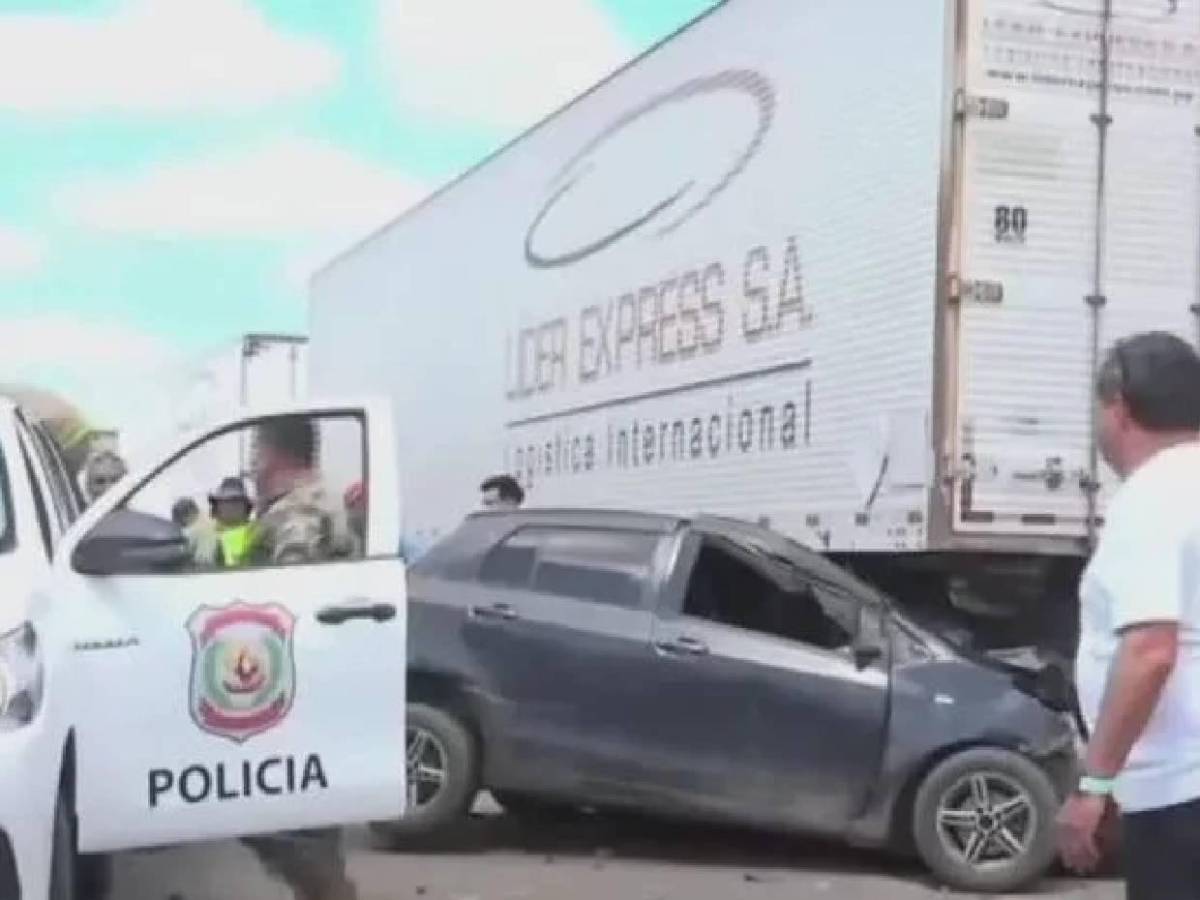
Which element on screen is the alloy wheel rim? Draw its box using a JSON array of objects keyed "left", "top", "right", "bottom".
[
  {"left": 935, "top": 771, "right": 1037, "bottom": 868},
  {"left": 406, "top": 726, "right": 448, "bottom": 810}
]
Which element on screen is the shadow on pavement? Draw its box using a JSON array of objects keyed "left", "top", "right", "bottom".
[
  {"left": 365, "top": 809, "right": 932, "bottom": 886},
  {"left": 359, "top": 806, "right": 1117, "bottom": 896}
]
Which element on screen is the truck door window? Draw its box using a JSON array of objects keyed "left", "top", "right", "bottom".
[
  {"left": 14, "top": 419, "right": 68, "bottom": 537},
  {"left": 16, "top": 437, "right": 54, "bottom": 560},
  {"left": 529, "top": 528, "right": 659, "bottom": 609},
  {"left": 28, "top": 421, "right": 82, "bottom": 522},
  {"left": 683, "top": 540, "right": 850, "bottom": 650},
  {"left": 21, "top": 418, "right": 79, "bottom": 526},
  {"left": 120, "top": 413, "right": 367, "bottom": 571}
]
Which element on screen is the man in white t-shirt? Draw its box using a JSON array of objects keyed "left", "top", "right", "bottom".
[{"left": 1058, "top": 331, "right": 1200, "bottom": 898}]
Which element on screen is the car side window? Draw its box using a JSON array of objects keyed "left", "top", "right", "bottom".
[
  {"left": 30, "top": 422, "right": 82, "bottom": 522},
  {"left": 14, "top": 419, "right": 67, "bottom": 537},
  {"left": 682, "top": 538, "right": 851, "bottom": 650},
  {"left": 16, "top": 435, "right": 54, "bottom": 560},
  {"left": 530, "top": 528, "right": 659, "bottom": 609},
  {"left": 23, "top": 419, "right": 80, "bottom": 526},
  {"left": 118, "top": 412, "right": 366, "bottom": 572},
  {"left": 478, "top": 529, "right": 539, "bottom": 588}
]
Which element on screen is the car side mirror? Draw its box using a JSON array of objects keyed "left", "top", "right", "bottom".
[
  {"left": 852, "top": 640, "right": 884, "bottom": 671},
  {"left": 72, "top": 508, "right": 192, "bottom": 576},
  {"left": 851, "top": 602, "right": 884, "bottom": 670}
]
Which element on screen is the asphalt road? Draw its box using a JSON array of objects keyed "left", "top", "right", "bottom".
[{"left": 109, "top": 802, "right": 1122, "bottom": 900}]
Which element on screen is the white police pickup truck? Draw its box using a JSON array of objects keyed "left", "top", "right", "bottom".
[{"left": 0, "top": 396, "right": 407, "bottom": 899}]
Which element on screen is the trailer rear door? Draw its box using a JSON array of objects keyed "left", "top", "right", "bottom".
[{"left": 947, "top": 0, "right": 1200, "bottom": 541}]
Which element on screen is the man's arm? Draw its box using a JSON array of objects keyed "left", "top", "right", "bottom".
[{"left": 1084, "top": 622, "right": 1179, "bottom": 778}]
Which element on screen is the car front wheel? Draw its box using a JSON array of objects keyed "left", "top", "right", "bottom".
[
  {"left": 370, "top": 703, "right": 480, "bottom": 847},
  {"left": 911, "top": 747, "right": 1059, "bottom": 894}
]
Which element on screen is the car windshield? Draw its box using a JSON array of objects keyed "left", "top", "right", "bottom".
[{"left": 721, "top": 524, "right": 892, "bottom": 607}]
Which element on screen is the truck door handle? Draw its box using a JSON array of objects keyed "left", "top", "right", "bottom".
[
  {"left": 316, "top": 601, "right": 397, "bottom": 625},
  {"left": 654, "top": 636, "right": 709, "bottom": 657},
  {"left": 468, "top": 602, "right": 519, "bottom": 622}
]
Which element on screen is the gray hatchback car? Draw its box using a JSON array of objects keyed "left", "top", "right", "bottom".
[{"left": 379, "top": 510, "right": 1078, "bottom": 893}]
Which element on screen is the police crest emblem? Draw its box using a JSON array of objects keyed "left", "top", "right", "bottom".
[{"left": 186, "top": 602, "right": 296, "bottom": 743}]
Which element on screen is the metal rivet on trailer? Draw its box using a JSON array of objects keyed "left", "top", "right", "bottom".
[
  {"left": 854, "top": 513, "right": 869, "bottom": 526},
  {"left": 1085, "top": 294, "right": 1107, "bottom": 308},
  {"left": 1089, "top": 113, "right": 1113, "bottom": 127}
]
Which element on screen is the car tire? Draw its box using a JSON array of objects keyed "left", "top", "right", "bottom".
[
  {"left": 370, "top": 703, "right": 480, "bottom": 848},
  {"left": 491, "top": 790, "right": 579, "bottom": 824},
  {"left": 912, "top": 746, "right": 1059, "bottom": 894},
  {"left": 48, "top": 789, "right": 77, "bottom": 900}
]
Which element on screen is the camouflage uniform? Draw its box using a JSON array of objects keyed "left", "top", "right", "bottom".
[{"left": 241, "top": 474, "right": 361, "bottom": 900}]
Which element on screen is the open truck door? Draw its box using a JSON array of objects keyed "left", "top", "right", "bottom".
[{"left": 39, "top": 398, "right": 406, "bottom": 852}]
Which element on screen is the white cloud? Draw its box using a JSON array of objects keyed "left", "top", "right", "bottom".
[
  {"left": 0, "top": 225, "right": 46, "bottom": 275},
  {"left": 0, "top": 0, "right": 340, "bottom": 115},
  {"left": 0, "top": 313, "right": 174, "bottom": 373},
  {"left": 55, "top": 136, "right": 428, "bottom": 239},
  {"left": 0, "top": 314, "right": 180, "bottom": 445},
  {"left": 379, "top": 0, "right": 630, "bottom": 129}
]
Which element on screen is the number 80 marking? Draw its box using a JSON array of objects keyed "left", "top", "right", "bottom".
[{"left": 994, "top": 205, "right": 1028, "bottom": 244}]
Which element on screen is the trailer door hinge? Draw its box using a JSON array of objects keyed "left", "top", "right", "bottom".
[
  {"left": 947, "top": 275, "right": 1004, "bottom": 305},
  {"left": 955, "top": 90, "right": 1010, "bottom": 121}
]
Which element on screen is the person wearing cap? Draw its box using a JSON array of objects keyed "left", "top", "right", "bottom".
[{"left": 208, "top": 476, "right": 257, "bottom": 568}]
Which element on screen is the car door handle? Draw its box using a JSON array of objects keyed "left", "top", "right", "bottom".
[
  {"left": 654, "top": 636, "right": 709, "bottom": 657},
  {"left": 468, "top": 602, "right": 520, "bottom": 622},
  {"left": 316, "top": 601, "right": 397, "bottom": 625}
]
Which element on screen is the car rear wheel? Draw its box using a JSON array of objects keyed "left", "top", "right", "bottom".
[
  {"left": 370, "top": 703, "right": 480, "bottom": 847},
  {"left": 912, "top": 747, "right": 1058, "bottom": 894}
]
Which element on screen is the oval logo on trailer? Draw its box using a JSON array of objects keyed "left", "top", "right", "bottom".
[
  {"left": 524, "top": 69, "right": 776, "bottom": 269},
  {"left": 187, "top": 601, "right": 296, "bottom": 744}
]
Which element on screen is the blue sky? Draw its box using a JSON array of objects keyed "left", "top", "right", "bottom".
[{"left": 0, "top": 0, "right": 717, "bottom": 441}]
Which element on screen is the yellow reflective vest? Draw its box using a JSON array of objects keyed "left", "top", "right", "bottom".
[{"left": 218, "top": 523, "right": 258, "bottom": 568}]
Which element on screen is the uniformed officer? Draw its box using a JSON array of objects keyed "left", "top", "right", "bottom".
[
  {"left": 208, "top": 476, "right": 258, "bottom": 567},
  {"left": 242, "top": 414, "right": 359, "bottom": 900}
]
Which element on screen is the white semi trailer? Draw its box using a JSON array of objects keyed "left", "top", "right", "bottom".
[
  {"left": 310, "top": 0, "right": 1200, "bottom": 654},
  {"left": 157, "top": 333, "right": 308, "bottom": 490}
]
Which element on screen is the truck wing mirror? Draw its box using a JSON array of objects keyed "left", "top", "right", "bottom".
[{"left": 72, "top": 509, "right": 192, "bottom": 576}]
